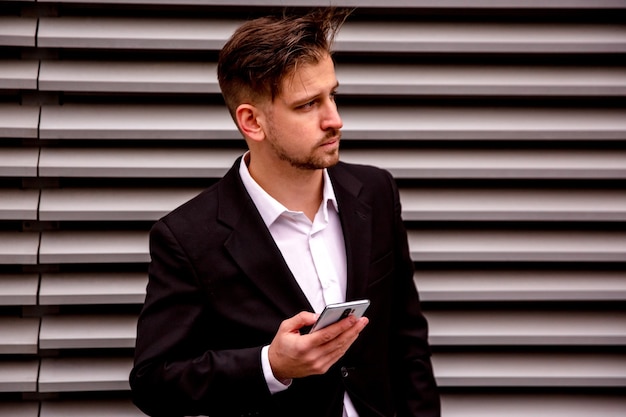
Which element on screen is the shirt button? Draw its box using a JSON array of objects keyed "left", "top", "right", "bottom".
[{"left": 341, "top": 366, "right": 349, "bottom": 377}]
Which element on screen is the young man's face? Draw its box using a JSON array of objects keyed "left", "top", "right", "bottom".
[{"left": 261, "top": 53, "right": 343, "bottom": 171}]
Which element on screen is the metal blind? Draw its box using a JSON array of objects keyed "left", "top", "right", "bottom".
[{"left": 1, "top": 1, "right": 625, "bottom": 416}]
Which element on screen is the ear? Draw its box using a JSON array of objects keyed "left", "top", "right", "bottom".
[{"left": 235, "top": 103, "right": 265, "bottom": 142}]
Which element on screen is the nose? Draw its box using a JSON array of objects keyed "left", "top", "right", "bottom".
[{"left": 322, "top": 100, "right": 343, "bottom": 131}]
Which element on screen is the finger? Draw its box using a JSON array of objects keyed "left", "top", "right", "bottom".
[
  {"left": 311, "top": 313, "right": 364, "bottom": 343},
  {"left": 280, "top": 311, "right": 318, "bottom": 333},
  {"left": 310, "top": 316, "right": 369, "bottom": 354}
]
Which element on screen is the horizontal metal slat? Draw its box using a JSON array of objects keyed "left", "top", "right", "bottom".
[
  {"left": 409, "top": 229, "right": 626, "bottom": 262},
  {"left": 0, "top": 104, "right": 40, "bottom": 139},
  {"left": 414, "top": 270, "right": 626, "bottom": 302},
  {"left": 38, "top": 148, "right": 626, "bottom": 179},
  {"left": 39, "top": 147, "right": 244, "bottom": 178},
  {"left": 34, "top": 268, "right": 625, "bottom": 307},
  {"left": 40, "top": 315, "right": 137, "bottom": 349},
  {"left": 39, "top": 272, "right": 147, "bottom": 305},
  {"left": 426, "top": 310, "right": 626, "bottom": 346},
  {"left": 38, "top": 61, "right": 626, "bottom": 97},
  {"left": 33, "top": 0, "right": 626, "bottom": 9},
  {"left": 0, "top": 189, "right": 39, "bottom": 220},
  {"left": 441, "top": 393, "right": 626, "bottom": 417},
  {"left": 0, "top": 361, "right": 38, "bottom": 392},
  {"left": 0, "top": 60, "right": 39, "bottom": 90},
  {"left": 336, "top": 21, "right": 626, "bottom": 54},
  {"left": 341, "top": 149, "right": 626, "bottom": 179},
  {"left": 41, "top": 399, "right": 143, "bottom": 417},
  {"left": 38, "top": 17, "right": 237, "bottom": 50},
  {"left": 36, "top": 229, "right": 626, "bottom": 264},
  {"left": 0, "top": 232, "right": 39, "bottom": 265},
  {"left": 39, "top": 357, "right": 132, "bottom": 392},
  {"left": 401, "top": 188, "right": 626, "bottom": 222},
  {"left": 341, "top": 107, "right": 626, "bottom": 141},
  {"left": 0, "top": 17, "right": 37, "bottom": 47},
  {"left": 37, "top": 395, "right": 624, "bottom": 417},
  {"left": 36, "top": 352, "right": 626, "bottom": 393},
  {"left": 0, "top": 402, "right": 38, "bottom": 417},
  {"left": 0, "top": 148, "right": 39, "bottom": 177},
  {"left": 37, "top": 310, "right": 626, "bottom": 351},
  {"left": 337, "top": 64, "right": 626, "bottom": 97},
  {"left": 40, "top": 188, "right": 202, "bottom": 221},
  {"left": 39, "top": 104, "right": 235, "bottom": 140},
  {"left": 0, "top": 317, "right": 40, "bottom": 354},
  {"left": 39, "top": 61, "right": 218, "bottom": 93},
  {"left": 39, "top": 104, "right": 626, "bottom": 140},
  {"left": 432, "top": 352, "right": 626, "bottom": 387},
  {"left": 39, "top": 187, "right": 626, "bottom": 222},
  {"left": 37, "top": 18, "right": 626, "bottom": 53},
  {"left": 39, "top": 231, "right": 149, "bottom": 264},
  {"left": 0, "top": 274, "right": 39, "bottom": 306}
]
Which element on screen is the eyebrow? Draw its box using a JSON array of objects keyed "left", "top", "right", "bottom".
[{"left": 287, "top": 81, "right": 340, "bottom": 108}]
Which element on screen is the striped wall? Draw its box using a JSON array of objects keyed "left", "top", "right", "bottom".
[{"left": 1, "top": 0, "right": 625, "bottom": 416}]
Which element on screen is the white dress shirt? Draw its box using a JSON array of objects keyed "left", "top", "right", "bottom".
[{"left": 238, "top": 153, "right": 358, "bottom": 417}]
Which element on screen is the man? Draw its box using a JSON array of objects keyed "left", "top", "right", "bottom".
[{"left": 130, "top": 8, "right": 440, "bottom": 417}]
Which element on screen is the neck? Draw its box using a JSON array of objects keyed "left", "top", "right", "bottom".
[{"left": 247, "top": 154, "right": 324, "bottom": 221}]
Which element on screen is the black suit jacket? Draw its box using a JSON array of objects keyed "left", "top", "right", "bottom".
[{"left": 130, "top": 158, "right": 440, "bottom": 417}]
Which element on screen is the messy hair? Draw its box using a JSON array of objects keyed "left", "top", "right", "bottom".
[{"left": 217, "top": 8, "right": 351, "bottom": 119}]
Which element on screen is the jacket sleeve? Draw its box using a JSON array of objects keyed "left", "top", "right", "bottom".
[
  {"left": 129, "top": 219, "right": 271, "bottom": 417},
  {"left": 386, "top": 170, "right": 441, "bottom": 417}
]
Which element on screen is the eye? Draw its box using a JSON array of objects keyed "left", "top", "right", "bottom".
[{"left": 297, "top": 99, "right": 317, "bottom": 111}]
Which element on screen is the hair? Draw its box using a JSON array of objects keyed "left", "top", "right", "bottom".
[{"left": 217, "top": 8, "right": 351, "bottom": 119}]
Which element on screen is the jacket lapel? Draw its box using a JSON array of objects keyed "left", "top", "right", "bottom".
[
  {"left": 329, "top": 164, "right": 373, "bottom": 301},
  {"left": 218, "top": 159, "right": 312, "bottom": 318},
  {"left": 216, "top": 159, "right": 373, "bottom": 317}
]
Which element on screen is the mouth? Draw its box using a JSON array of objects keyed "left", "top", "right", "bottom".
[{"left": 320, "top": 132, "right": 341, "bottom": 147}]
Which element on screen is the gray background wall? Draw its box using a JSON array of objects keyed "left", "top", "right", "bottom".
[{"left": 1, "top": 0, "right": 625, "bottom": 416}]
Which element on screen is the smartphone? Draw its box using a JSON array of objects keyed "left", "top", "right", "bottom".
[{"left": 308, "top": 299, "right": 370, "bottom": 333}]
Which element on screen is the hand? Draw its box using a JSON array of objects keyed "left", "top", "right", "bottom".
[{"left": 267, "top": 311, "right": 369, "bottom": 381}]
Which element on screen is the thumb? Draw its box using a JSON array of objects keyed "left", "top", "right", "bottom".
[{"left": 281, "top": 311, "right": 318, "bottom": 333}]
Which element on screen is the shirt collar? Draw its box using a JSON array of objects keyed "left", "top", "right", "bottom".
[{"left": 239, "top": 151, "right": 339, "bottom": 228}]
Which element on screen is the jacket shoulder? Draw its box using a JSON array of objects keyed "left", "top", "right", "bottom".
[
  {"left": 158, "top": 158, "right": 243, "bottom": 229},
  {"left": 331, "top": 161, "right": 396, "bottom": 194}
]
